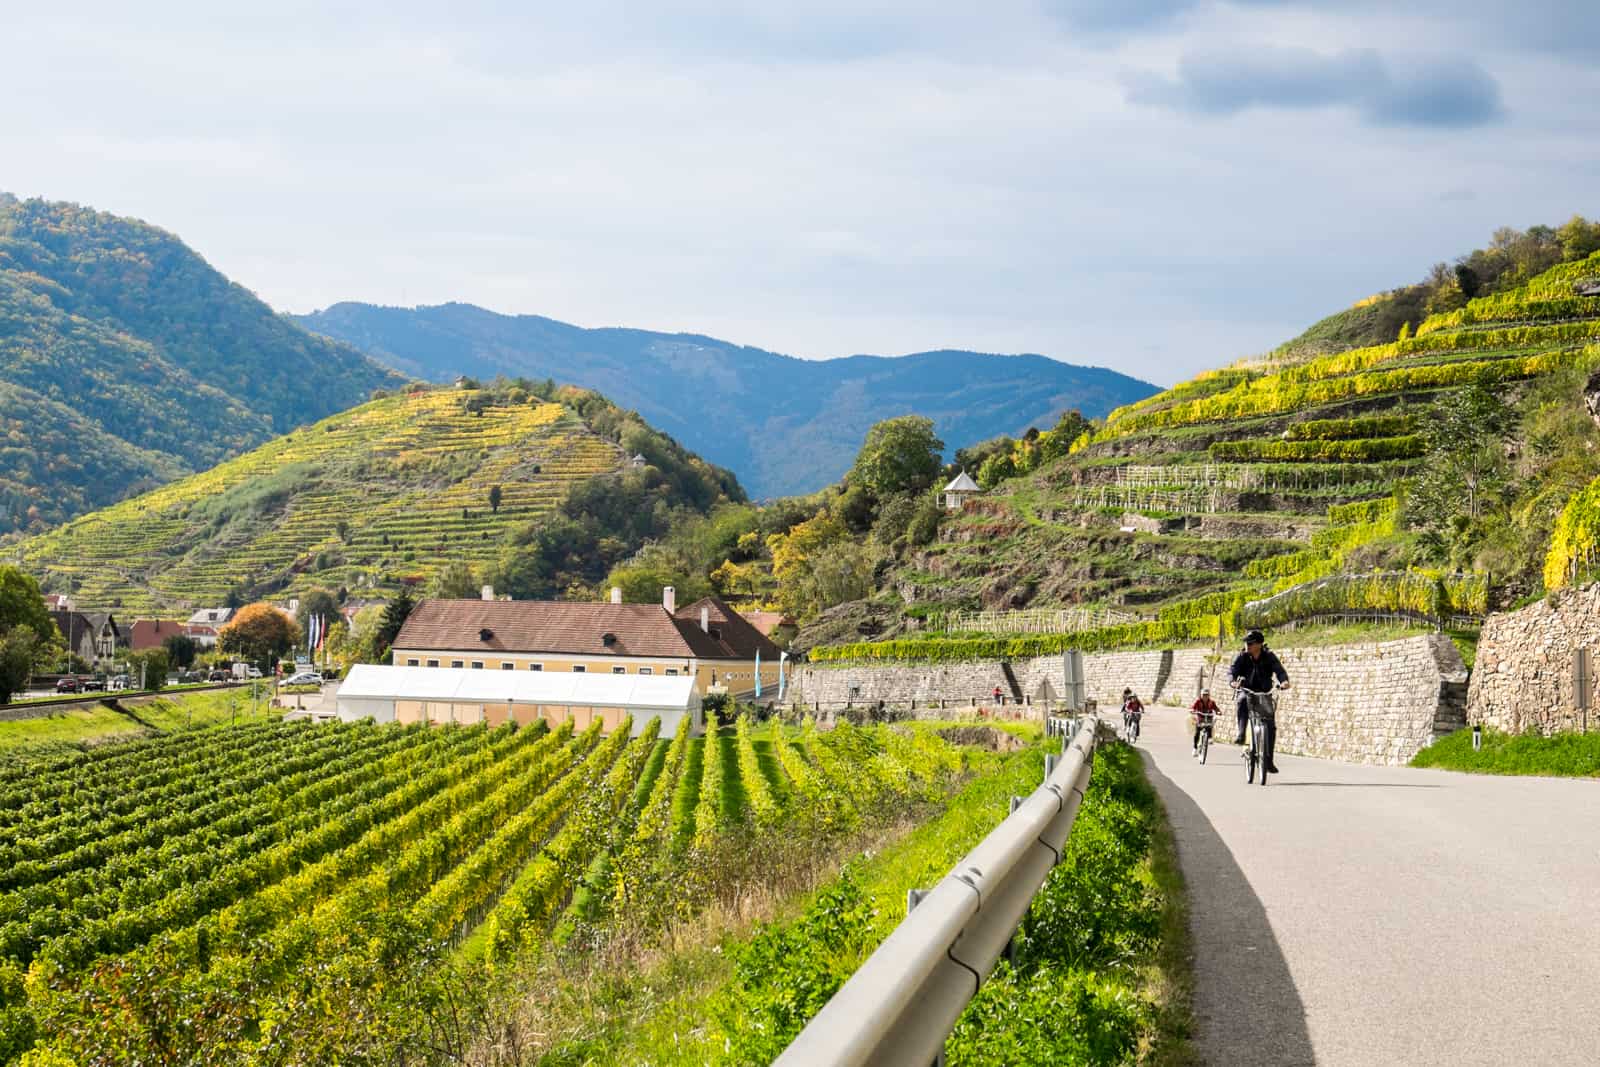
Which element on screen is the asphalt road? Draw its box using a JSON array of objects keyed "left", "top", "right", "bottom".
[{"left": 1134, "top": 708, "right": 1600, "bottom": 1067}]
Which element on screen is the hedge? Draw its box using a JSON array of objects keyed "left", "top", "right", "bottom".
[
  {"left": 1325, "top": 497, "right": 1396, "bottom": 525},
  {"left": 1545, "top": 474, "right": 1600, "bottom": 589},
  {"left": 808, "top": 616, "right": 1226, "bottom": 664},
  {"left": 1209, "top": 435, "right": 1425, "bottom": 463},
  {"left": 1237, "top": 570, "right": 1488, "bottom": 629},
  {"left": 1286, "top": 415, "right": 1415, "bottom": 441}
]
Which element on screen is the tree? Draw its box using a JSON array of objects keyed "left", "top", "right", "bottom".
[
  {"left": 977, "top": 452, "right": 1018, "bottom": 489},
  {"left": 1405, "top": 387, "right": 1513, "bottom": 561},
  {"left": 1557, "top": 214, "right": 1600, "bottom": 262},
  {"left": 0, "top": 626, "right": 45, "bottom": 704},
  {"left": 217, "top": 603, "right": 299, "bottom": 668},
  {"left": 848, "top": 416, "right": 945, "bottom": 498},
  {"left": 428, "top": 561, "right": 480, "bottom": 599},
  {"left": 0, "top": 566, "right": 55, "bottom": 637},
  {"left": 768, "top": 511, "right": 875, "bottom": 619},
  {"left": 488, "top": 485, "right": 503, "bottom": 514},
  {"left": 336, "top": 519, "right": 352, "bottom": 544},
  {"left": 127, "top": 648, "right": 170, "bottom": 692},
  {"left": 297, "top": 589, "right": 340, "bottom": 631},
  {"left": 163, "top": 633, "right": 198, "bottom": 669},
  {"left": 375, "top": 587, "right": 416, "bottom": 653}
]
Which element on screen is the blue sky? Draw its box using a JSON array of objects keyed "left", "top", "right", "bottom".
[{"left": 4, "top": 1, "right": 1596, "bottom": 385}]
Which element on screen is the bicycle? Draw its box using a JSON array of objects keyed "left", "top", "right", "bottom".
[
  {"left": 1237, "top": 686, "right": 1281, "bottom": 786},
  {"left": 1122, "top": 709, "right": 1142, "bottom": 744},
  {"left": 1194, "top": 709, "right": 1214, "bottom": 764}
]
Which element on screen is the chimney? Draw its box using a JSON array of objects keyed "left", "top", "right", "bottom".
[
  {"left": 663, "top": 586, "right": 676, "bottom": 614},
  {"left": 481, "top": 584, "right": 494, "bottom": 601},
  {"left": 700, "top": 606, "right": 710, "bottom": 633},
  {"left": 610, "top": 586, "right": 622, "bottom": 605}
]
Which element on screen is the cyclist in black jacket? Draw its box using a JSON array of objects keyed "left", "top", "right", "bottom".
[{"left": 1229, "top": 629, "right": 1290, "bottom": 773}]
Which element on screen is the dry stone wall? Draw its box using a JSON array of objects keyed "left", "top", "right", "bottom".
[
  {"left": 1269, "top": 634, "right": 1467, "bottom": 765},
  {"left": 790, "top": 632, "right": 1468, "bottom": 765},
  {"left": 1468, "top": 584, "right": 1600, "bottom": 735}
]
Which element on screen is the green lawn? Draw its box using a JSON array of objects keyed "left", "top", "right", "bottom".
[
  {"left": 0, "top": 689, "right": 278, "bottom": 751},
  {"left": 1412, "top": 726, "right": 1600, "bottom": 777}
]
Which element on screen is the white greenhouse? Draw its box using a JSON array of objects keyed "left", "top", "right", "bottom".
[{"left": 335, "top": 665, "right": 701, "bottom": 736}]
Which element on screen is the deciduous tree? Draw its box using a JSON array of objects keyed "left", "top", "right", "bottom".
[
  {"left": 848, "top": 416, "right": 944, "bottom": 498},
  {"left": 218, "top": 603, "right": 299, "bottom": 668}
]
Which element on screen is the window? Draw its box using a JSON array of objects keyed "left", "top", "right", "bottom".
[
  {"left": 529, "top": 663, "right": 543, "bottom": 671},
  {"left": 501, "top": 663, "right": 514, "bottom": 670},
  {"left": 471, "top": 661, "right": 484, "bottom": 670},
  {"left": 665, "top": 668, "right": 678, "bottom": 676},
  {"left": 639, "top": 667, "right": 653, "bottom": 675},
  {"left": 426, "top": 659, "right": 439, "bottom": 668},
  {"left": 612, "top": 666, "right": 626, "bottom": 674},
  {"left": 450, "top": 660, "right": 464, "bottom": 669},
  {"left": 407, "top": 659, "right": 419, "bottom": 667},
  {"left": 572, "top": 665, "right": 586, "bottom": 673}
]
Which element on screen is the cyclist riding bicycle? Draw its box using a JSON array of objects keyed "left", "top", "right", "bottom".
[
  {"left": 1191, "top": 688, "right": 1220, "bottom": 757},
  {"left": 1230, "top": 629, "right": 1290, "bottom": 774},
  {"left": 1122, "top": 689, "right": 1145, "bottom": 740}
]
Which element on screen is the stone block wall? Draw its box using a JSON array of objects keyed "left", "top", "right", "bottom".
[
  {"left": 788, "top": 632, "right": 1468, "bottom": 765},
  {"left": 1468, "top": 584, "right": 1600, "bottom": 735},
  {"left": 1268, "top": 634, "right": 1468, "bottom": 765}
]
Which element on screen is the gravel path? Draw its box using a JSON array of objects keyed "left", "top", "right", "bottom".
[{"left": 1134, "top": 708, "right": 1600, "bottom": 1066}]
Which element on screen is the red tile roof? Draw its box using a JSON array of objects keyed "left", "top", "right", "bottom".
[
  {"left": 130, "top": 619, "right": 188, "bottom": 650},
  {"left": 393, "top": 597, "right": 781, "bottom": 662}
]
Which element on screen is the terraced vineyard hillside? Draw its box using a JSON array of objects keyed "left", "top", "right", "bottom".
[
  {"left": 0, "top": 713, "right": 964, "bottom": 1063},
  {"left": 811, "top": 251, "right": 1600, "bottom": 658},
  {"left": 11, "top": 386, "right": 677, "bottom": 613}
]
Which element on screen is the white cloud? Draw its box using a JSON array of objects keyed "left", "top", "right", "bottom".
[{"left": 0, "top": 1, "right": 1595, "bottom": 387}]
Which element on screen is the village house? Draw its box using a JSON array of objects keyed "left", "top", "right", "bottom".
[
  {"left": 51, "top": 610, "right": 123, "bottom": 665},
  {"left": 185, "top": 607, "right": 234, "bottom": 649},
  {"left": 390, "top": 587, "right": 782, "bottom": 699},
  {"left": 129, "top": 619, "right": 189, "bottom": 651}
]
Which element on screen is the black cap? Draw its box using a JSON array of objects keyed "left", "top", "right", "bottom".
[{"left": 1244, "top": 629, "right": 1265, "bottom": 645}]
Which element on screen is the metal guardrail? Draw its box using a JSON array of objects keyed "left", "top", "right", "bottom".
[{"left": 774, "top": 715, "right": 1099, "bottom": 1066}]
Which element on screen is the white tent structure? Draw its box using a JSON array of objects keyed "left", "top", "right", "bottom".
[{"left": 336, "top": 665, "right": 701, "bottom": 736}]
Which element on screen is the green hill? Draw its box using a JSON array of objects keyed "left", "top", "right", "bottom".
[
  {"left": 798, "top": 232, "right": 1600, "bottom": 659},
  {"left": 295, "top": 302, "right": 1159, "bottom": 498},
  {"left": 0, "top": 194, "right": 402, "bottom": 534},
  {"left": 14, "top": 382, "right": 743, "bottom": 614}
]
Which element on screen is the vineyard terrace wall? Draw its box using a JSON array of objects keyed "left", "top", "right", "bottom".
[
  {"left": 790, "top": 634, "right": 1466, "bottom": 765},
  {"left": 1468, "top": 583, "right": 1600, "bottom": 735}
]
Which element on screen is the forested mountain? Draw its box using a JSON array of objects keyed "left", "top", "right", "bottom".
[
  {"left": 295, "top": 302, "right": 1157, "bottom": 497},
  {"left": 19, "top": 381, "right": 742, "bottom": 614},
  {"left": 0, "top": 194, "right": 403, "bottom": 533}
]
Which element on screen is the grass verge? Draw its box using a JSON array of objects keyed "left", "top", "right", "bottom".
[
  {"left": 1411, "top": 725, "right": 1600, "bottom": 777},
  {"left": 0, "top": 690, "right": 278, "bottom": 751}
]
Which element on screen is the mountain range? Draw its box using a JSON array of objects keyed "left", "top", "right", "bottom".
[
  {"left": 0, "top": 195, "right": 402, "bottom": 533},
  {"left": 296, "top": 302, "right": 1157, "bottom": 498}
]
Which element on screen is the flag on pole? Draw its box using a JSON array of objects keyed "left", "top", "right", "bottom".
[
  {"left": 754, "top": 649, "right": 762, "bottom": 698},
  {"left": 778, "top": 651, "right": 788, "bottom": 701}
]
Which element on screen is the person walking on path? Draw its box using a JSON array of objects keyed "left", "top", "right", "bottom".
[{"left": 1230, "top": 629, "right": 1289, "bottom": 773}]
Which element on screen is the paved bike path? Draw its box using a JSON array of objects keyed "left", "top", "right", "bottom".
[{"left": 1134, "top": 709, "right": 1600, "bottom": 1066}]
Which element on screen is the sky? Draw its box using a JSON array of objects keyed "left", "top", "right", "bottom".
[{"left": 4, "top": 1, "right": 1597, "bottom": 386}]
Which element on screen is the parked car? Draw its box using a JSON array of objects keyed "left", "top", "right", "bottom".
[
  {"left": 81, "top": 677, "right": 106, "bottom": 692},
  {"left": 109, "top": 675, "right": 132, "bottom": 691},
  {"left": 55, "top": 677, "right": 81, "bottom": 694},
  {"left": 207, "top": 669, "right": 231, "bottom": 682},
  {"left": 283, "top": 671, "right": 323, "bottom": 687},
  {"left": 246, "top": 666, "right": 263, "bottom": 679}
]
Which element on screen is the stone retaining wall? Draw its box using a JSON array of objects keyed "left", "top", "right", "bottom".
[
  {"left": 789, "top": 633, "right": 1468, "bottom": 765},
  {"left": 1270, "top": 635, "right": 1467, "bottom": 765},
  {"left": 1468, "top": 584, "right": 1600, "bottom": 735}
]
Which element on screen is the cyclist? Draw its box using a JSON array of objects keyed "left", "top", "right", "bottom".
[
  {"left": 1229, "top": 629, "right": 1290, "bottom": 774},
  {"left": 1122, "top": 689, "right": 1145, "bottom": 741},
  {"left": 1191, "top": 688, "right": 1220, "bottom": 757}
]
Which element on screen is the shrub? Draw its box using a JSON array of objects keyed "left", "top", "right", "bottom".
[{"left": 1545, "top": 474, "right": 1600, "bottom": 589}]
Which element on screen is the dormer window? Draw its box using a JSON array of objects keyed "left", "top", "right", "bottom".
[
  {"left": 601, "top": 632, "right": 617, "bottom": 647},
  {"left": 478, "top": 628, "right": 494, "bottom": 642}
]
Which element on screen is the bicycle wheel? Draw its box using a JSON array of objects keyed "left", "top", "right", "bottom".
[
  {"left": 1245, "top": 731, "right": 1256, "bottom": 783},
  {"left": 1199, "top": 729, "right": 1209, "bottom": 765}
]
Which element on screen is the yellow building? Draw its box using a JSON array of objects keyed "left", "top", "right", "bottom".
[{"left": 390, "top": 588, "right": 783, "bottom": 699}]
